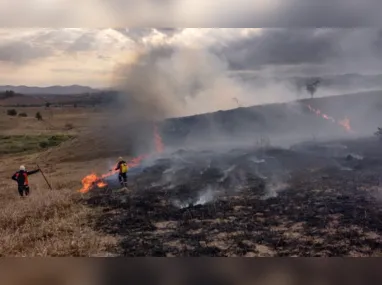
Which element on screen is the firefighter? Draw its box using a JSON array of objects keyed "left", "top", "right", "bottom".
[
  {"left": 11, "top": 165, "right": 40, "bottom": 197},
  {"left": 115, "top": 157, "right": 129, "bottom": 187}
]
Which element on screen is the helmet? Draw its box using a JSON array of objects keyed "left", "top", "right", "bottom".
[
  {"left": 118, "top": 157, "right": 123, "bottom": 161},
  {"left": 20, "top": 165, "right": 26, "bottom": 171}
]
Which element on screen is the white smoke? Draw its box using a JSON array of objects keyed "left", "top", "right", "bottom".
[{"left": 112, "top": 45, "right": 304, "bottom": 121}]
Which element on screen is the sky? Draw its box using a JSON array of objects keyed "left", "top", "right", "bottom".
[
  {"left": 1, "top": 0, "right": 381, "bottom": 27},
  {"left": 0, "top": 27, "right": 381, "bottom": 87}
]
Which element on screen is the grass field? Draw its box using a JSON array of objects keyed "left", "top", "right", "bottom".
[
  {"left": 0, "top": 134, "right": 74, "bottom": 155},
  {"left": 0, "top": 106, "right": 118, "bottom": 256},
  {"left": 1, "top": 90, "right": 381, "bottom": 256}
]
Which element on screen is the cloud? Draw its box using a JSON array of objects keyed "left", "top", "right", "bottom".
[
  {"left": 219, "top": 29, "right": 339, "bottom": 70},
  {"left": 0, "top": 40, "right": 53, "bottom": 64},
  {"left": 218, "top": 28, "right": 382, "bottom": 77},
  {"left": 1, "top": 27, "right": 382, "bottom": 89},
  {"left": 0, "top": 0, "right": 381, "bottom": 27},
  {"left": 51, "top": 68, "right": 109, "bottom": 75}
]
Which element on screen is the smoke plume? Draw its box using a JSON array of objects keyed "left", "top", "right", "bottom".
[
  {"left": 105, "top": 44, "right": 309, "bottom": 152},
  {"left": 111, "top": 45, "right": 253, "bottom": 120}
]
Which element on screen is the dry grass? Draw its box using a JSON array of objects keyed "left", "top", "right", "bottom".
[
  {"left": 0, "top": 134, "right": 74, "bottom": 155},
  {"left": 0, "top": 106, "right": 102, "bottom": 136},
  {"left": 0, "top": 186, "right": 117, "bottom": 256},
  {"left": 0, "top": 106, "right": 119, "bottom": 256}
]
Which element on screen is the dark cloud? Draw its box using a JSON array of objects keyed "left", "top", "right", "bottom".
[
  {"left": 276, "top": 0, "right": 382, "bottom": 27},
  {"left": 66, "top": 33, "right": 96, "bottom": 53},
  {"left": 373, "top": 30, "right": 382, "bottom": 54},
  {"left": 0, "top": 41, "right": 53, "bottom": 64},
  {"left": 1, "top": 0, "right": 381, "bottom": 27},
  {"left": 213, "top": 29, "right": 382, "bottom": 76},
  {"left": 219, "top": 29, "right": 339, "bottom": 70},
  {"left": 2, "top": 28, "right": 382, "bottom": 78},
  {"left": 186, "top": 0, "right": 382, "bottom": 27}
]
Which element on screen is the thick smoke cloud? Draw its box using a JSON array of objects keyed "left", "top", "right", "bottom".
[
  {"left": 94, "top": 28, "right": 382, "bottom": 159},
  {"left": 106, "top": 28, "right": 382, "bottom": 125},
  {"left": 111, "top": 46, "right": 251, "bottom": 120}
]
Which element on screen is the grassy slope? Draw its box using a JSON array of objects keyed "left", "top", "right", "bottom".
[
  {"left": 0, "top": 134, "right": 74, "bottom": 155},
  {"left": 1, "top": 91, "right": 381, "bottom": 256},
  {"left": 0, "top": 106, "right": 117, "bottom": 256}
]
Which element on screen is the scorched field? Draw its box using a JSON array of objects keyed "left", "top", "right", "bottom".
[{"left": 1, "top": 91, "right": 382, "bottom": 256}]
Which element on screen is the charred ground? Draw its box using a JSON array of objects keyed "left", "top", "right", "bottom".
[
  {"left": 85, "top": 137, "right": 382, "bottom": 256},
  {"left": 2, "top": 90, "right": 382, "bottom": 256},
  {"left": 80, "top": 91, "right": 382, "bottom": 257}
]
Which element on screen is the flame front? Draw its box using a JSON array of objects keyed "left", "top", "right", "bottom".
[
  {"left": 306, "top": 104, "right": 353, "bottom": 133},
  {"left": 79, "top": 123, "right": 163, "bottom": 193},
  {"left": 97, "top": 181, "right": 107, "bottom": 188},
  {"left": 338, "top": 117, "right": 351, "bottom": 132},
  {"left": 79, "top": 173, "right": 106, "bottom": 194},
  {"left": 154, "top": 124, "right": 164, "bottom": 153}
]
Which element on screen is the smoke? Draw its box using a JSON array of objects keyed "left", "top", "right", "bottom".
[
  {"left": 104, "top": 44, "right": 315, "bottom": 154},
  {"left": 262, "top": 181, "right": 290, "bottom": 199},
  {"left": 94, "top": 31, "right": 382, "bottom": 160},
  {"left": 136, "top": 145, "right": 292, "bottom": 208},
  {"left": 111, "top": 42, "right": 324, "bottom": 119},
  {"left": 112, "top": 45, "right": 246, "bottom": 120}
]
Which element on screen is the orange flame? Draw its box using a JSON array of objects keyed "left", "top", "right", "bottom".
[
  {"left": 306, "top": 104, "right": 353, "bottom": 133},
  {"left": 154, "top": 124, "right": 164, "bottom": 153},
  {"left": 79, "top": 173, "right": 107, "bottom": 194},
  {"left": 128, "top": 154, "right": 149, "bottom": 167},
  {"left": 78, "top": 123, "right": 164, "bottom": 193},
  {"left": 97, "top": 181, "right": 107, "bottom": 188},
  {"left": 338, "top": 117, "right": 351, "bottom": 132}
]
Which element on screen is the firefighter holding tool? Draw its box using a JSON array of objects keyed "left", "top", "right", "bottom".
[
  {"left": 115, "top": 157, "right": 129, "bottom": 188},
  {"left": 11, "top": 165, "right": 40, "bottom": 197}
]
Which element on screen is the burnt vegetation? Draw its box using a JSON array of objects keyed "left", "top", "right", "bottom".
[
  {"left": 78, "top": 90, "right": 382, "bottom": 257},
  {"left": 3, "top": 86, "right": 382, "bottom": 256},
  {"left": 84, "top": 138, "right": 382, "bottom": 257}
]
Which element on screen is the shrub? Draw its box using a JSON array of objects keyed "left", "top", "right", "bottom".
[
  {"left": 18, "top": 112, "right": 28, "bottom": 117},
  {"left": 35, "top": 112, "right": 43, "bottom": 121},
  {"left": 64, "top": 123, "right": 74, "bottom": 130},
  {"left": 39, "top": 141, "right": 49, "bottom": 148},
  {"left": 7, "top": 109, "right": 17, "bottom": 116}
]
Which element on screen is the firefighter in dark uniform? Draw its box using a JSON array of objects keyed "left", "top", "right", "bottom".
[
  {"left": 115, "top": 157, "right": 129, "bottom": 187},
  {"left": 11, "top": 165, "right": 40, "bottom": 197}
]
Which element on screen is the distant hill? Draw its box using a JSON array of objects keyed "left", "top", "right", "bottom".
[
  {"left": 232, "top": 73, "right": 382, "bottom": 93},
  {"left": 158, "top": 89, "right": 382, "bottom": 148},
  {"left": 0, "top": 85, "right": 100, "bottom": 95}
]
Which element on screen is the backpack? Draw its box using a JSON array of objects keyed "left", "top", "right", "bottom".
[{"left": 120, "top": 162, "right": 128, "bottom": 173}]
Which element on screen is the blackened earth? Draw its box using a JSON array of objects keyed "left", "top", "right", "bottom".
[{"left": 85, "top": 137, "right": 382, "bottom": 256}]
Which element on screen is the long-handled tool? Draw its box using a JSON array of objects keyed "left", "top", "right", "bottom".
[{"left": 36, "top": 164, "right": 53, "bottom": 190}]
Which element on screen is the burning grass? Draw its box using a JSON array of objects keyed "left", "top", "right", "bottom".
[
  {"left": 78, "top": 123, "right": 162, "bottom": 193},
  {"left": 306, "top": 104, "right": 353, "bottom": 133}
]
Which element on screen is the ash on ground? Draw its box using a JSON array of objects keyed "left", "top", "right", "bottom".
[{"left": 85, "top": 137, "right": 382, "bottom": 257}]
